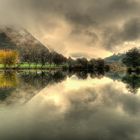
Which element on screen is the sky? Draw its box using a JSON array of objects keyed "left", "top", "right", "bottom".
[{"left": 0, "top": 0, "right": 140, "bottom": 58}]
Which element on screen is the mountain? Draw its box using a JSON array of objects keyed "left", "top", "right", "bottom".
[
  {"left": 0, "top": 31, "right": 16, "bottom": 50},
  {"left": 105, "top": 53, "right": 125, "bottom": 63},
  {"left": 0, "top": 27, "right": 67, "bottom": 65},
  {"left": 0, "top": 26, "right": 49, "bottom": 53}
]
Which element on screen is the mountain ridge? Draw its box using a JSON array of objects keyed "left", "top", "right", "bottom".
[
  {"left": 105, "top": 53, "right": 125, "bottom": 63},
  {"left": 0, "top": 26, "right": 49, "bottom": 52}
]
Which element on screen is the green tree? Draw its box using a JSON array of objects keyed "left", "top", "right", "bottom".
[
  {"left": 51, "top": 51, "right": 67, "bottom": 65},
  {"left": 76, "top": 58, "right": 88, "bottom": 69},
  {"left": 39, "top": 49, "right": 49, "bottom": 68},
  {"left": 88, "top": 59, "right": 96, "bottom": 70},
  {"left": 122, "top": 48, "right": 140, "bottom": 68},
  {"left": 95, "top": 59, "right": 105, "bottom": 71}
]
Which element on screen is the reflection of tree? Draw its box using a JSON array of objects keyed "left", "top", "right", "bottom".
[
  {"left": 75, "top": 71, "right": 88, "bottom": 80},
  {"left": 20, "top": 71, "right": 67, "bottom": 90},
  {"left": 0, "top": 71, "right": 17, "bottom": 101},
  {"left": 0, "top": 71, "right": 68, "bottom": 102},
  {"left": 68, "top": 70, "right": 104, "bottom": 80},
  {"left": 0, "top": 70, "right": 106, "bottom": 103},
  {"left": 122, "top": 74, "right": 140, "bottom": 94},
  {"left": 20, "top": 71, "right": 48, "bottom": 89},
  {"left": 0, "top": 71, "right": 18, "bottom": 89},
  {"left": 52, "top": 71, "right": 67, "bottom": 83}
]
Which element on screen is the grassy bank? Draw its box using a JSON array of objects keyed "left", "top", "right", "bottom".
[{"left": 0, "top": 63, "right": 67, "bottom": 69}]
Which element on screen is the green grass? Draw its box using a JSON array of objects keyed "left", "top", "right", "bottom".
[
  {"left": 0, "top": 63, "right": 67, "bottom": 69},
  {"left": 0, "top": 64, "right": 3, "bottom": 68}
]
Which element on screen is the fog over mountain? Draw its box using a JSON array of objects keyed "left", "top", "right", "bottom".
[
  {"left": 0, "top": 26, "right": 49, "bottom": 52},
  {"left": 0, "top": 0, "right": 140, "bottom": 58}
]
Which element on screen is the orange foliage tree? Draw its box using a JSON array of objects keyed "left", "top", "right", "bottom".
[{"left": 0, "top": 50, "right": 19, "bottom": 68}]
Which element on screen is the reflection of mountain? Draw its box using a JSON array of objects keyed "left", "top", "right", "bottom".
[
  {"left": 105, "top": 72, "right": 125, "bottom": 81},
  {"left": 0, "top": 71, "right": 67, "bottom": 104},
  {"left": 1, "top": 70, "right": 140, "bottom": 104},
  {"left": 20, "top": 71, "right": 67, "bottom": 89},
  {"left": 0, "top": 88, "right": 15, "bottom": 101}
]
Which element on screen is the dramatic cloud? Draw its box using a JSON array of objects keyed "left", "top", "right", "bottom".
[
  {"left": 0, "top": 0, "right": 140, "bottom": 58},
  {"left": 104, "top": 18, "right": 140, "bottom": 50}
]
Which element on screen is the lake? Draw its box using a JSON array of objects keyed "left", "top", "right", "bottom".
[{"left": 0, "top": 70, "right": 140, "bottom": 140}]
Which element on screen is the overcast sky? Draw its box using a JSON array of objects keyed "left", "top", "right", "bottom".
[{"left": 0, "top": 0, "right": 140, "bottom": 58}]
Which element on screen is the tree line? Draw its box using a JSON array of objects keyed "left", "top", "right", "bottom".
[
  {"left": 0, "top": 48, "right": 67, "bottom": 68},
  {"left": 67, "top": 57, "right": 109, "bottom": 72},
  {"left": 122, "top": 48, "right": 140, "bottom": 73},
  {"left": 0, "top": 48, "right": 109, "bottom": 71},
  {"left": 20, "top": 48, "right": 67, "bottom": 68}
]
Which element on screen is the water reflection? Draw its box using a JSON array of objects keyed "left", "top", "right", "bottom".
[
  {"left": 106, "top": 72, "right": 140, "bottom": 94},
  {"left": 0, "top": 71, "right": 17, "bottom": 102},
  {"left": 0, "top": 70, "right": 67, "bottom": 104},
  {"left": 0, "top": 71, "right": 18, "bottom": 89},
  {"left": 0, "top": 70, "right": 140, "bottom": 140},
  {"left": 122, "top": 74, "right": 140, "bottom": 94},
  {"left": 20, "top": 71, "right": 67, "bottom": 90},
  {"left": 0, "top": 70, "right": 140, "bottom": 104}
]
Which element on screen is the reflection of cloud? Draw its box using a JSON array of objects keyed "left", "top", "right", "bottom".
[{"left": 0, "top": 76, "right": 140, "bottom": 139}]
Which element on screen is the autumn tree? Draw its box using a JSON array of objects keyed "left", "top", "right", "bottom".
[
  {"left": 0, "top": 71, "right": 17, "bottom": 88},
  {"left": 0, "top": 50, "right": 19, "bottom": 68}
]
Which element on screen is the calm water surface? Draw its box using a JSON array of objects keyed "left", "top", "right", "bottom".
[{"left": 0, "top": 71, "right": 140, "bottom": 140}]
